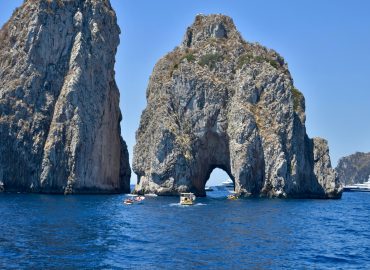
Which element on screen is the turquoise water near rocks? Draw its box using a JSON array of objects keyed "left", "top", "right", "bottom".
[{"left": 0, "top": 189, "right": 369, "bottom": 269}]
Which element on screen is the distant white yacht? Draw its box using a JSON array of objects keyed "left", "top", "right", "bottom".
[
  {"left": 343, "top": 175, "right": 370, "bottom": 192},
  {"left": 221, "top": 178, "right": 234, "bottom": 188},
  {"left": 205, "top": 186, "right": 214, "bottom": 192}
]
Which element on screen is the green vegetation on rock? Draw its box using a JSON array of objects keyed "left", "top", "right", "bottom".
[
  {"left": 169, "top": 52, "right": 196, "bottom": 77},
  {"left": 291, "top": 87, "right": 303, "bottom": 112},
  {"left": 237, "top": 54, "right": 253, "bottom": 69},
  {"left": 237, "top": 53, "right": 280, "bottom": 70},
  {"left": 199, "top": 53, "right": 223, "bottom": 70},
  {"left": 183, "top": 53, "right": 195, "bottom": 62}
]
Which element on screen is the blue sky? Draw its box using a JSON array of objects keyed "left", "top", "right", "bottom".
[{"left": 1, "top": 1, "right": 370, "bottom": 185}]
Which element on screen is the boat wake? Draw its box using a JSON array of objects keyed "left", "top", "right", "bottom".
[{"left": 169, "top": 203, "right": 207, "bottom": 207}]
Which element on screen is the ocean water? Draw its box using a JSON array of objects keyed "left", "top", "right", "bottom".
[{"left": 0, "top": 188, "right": 369, "bottom": 270}]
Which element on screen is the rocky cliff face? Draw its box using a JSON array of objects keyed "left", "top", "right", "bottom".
[
  {"left": 133, "top": 14, "right": 342, "bottom": 198},
  {"left": 336, "top": 152, "right": 370, "bottom": 185},
  {"left": 0, "top": 0, "right": 130, "bottom": 194}
]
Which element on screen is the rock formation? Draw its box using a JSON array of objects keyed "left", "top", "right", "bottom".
[
  {"left": 0, "top": 0, "right": 130, "bottom": 194},
  {"left": 133, "top": 14, "right": 342, "bottom": 198},
  {"left": 336, "top": 152, "right": 370, "bottom": 185}
]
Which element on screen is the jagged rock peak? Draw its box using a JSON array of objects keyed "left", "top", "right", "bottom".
[
  {"left": 182, "top": 14, "right": 242, "bottom": 48},
  {"left": 133, "top": 14, "right": 342, "bottom": 199},
  {"left": 0, "top": 0, "right": 131, "bottom": 194}
]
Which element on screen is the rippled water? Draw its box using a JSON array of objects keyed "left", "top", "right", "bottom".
[{"left": 0, "top": 189, "right": 369, "bottom": 269}]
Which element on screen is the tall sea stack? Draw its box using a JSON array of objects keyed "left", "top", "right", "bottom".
[
  {"left": 0, "top": 0, "right": 130, "bottom": 193},
  {"left": 133, "top": 14, "right": 342, "bottom": 198}
]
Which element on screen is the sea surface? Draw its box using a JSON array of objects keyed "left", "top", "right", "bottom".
[{"left": 0, "top": 188, "right": 369, "bottom": 270}]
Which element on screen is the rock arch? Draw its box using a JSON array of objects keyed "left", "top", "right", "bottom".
[{"left": 132, "top": 14, "right": 342, "bottom": 199}]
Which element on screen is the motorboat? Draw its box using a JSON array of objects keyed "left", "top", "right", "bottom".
[
  {"left": 227, "top": 193, "right": 239, "bottom": 200},
  {"left": 135, "top": 196, "right": 145, "bottom": 202},
  {"left": 205, "top": 186, "right": 214, "bottom": 192},
  {"left": 221, "top": 178, "right": 234, "bottom": 188},
  {"left": 123, "top": 194, "right": 144, "bottom": 205},
  {"left": 180, "top": 193, "right": 196, "bottom": 205},
  {"left": 123, "top": 199, "right": 134, "bottom": 205},
  {"left": 145, "top": 193, "right": 158, "bottom": 197},
  {"left": 343, "top": 175, "right": 370, "bottom": 192}
]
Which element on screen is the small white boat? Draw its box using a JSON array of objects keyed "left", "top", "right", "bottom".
[
  {"left": 205, "top": 186, "right": 214, "bottom": 192},
  {"left": 135, "top": 196, "right": 145, "bottom": 202},
  {"left": 180, "top": 193, "right": 196, "bottom": 205},
  {"left": 221, "top": 178, "right": 234, "bottom": 188},
  {"left": 145, "top": 193, "right": 158, "bottom": 197},
  {"left": 123, "top": 199, "right": 134, "bottom": 205},
  {"left": 344, "top": 175, "right": 370, "bottom": 192},
  {"left": 123, "top": 194, "right": 144, "bottom": 205}
]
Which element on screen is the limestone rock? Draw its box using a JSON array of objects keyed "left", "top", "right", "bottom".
[
  {"left": 336, "top": 152, "right": 370, "bottom": 185},
  {"left": 133, "top": 14, "right": 342, "bottom": 198},
  {"left": 0, "top": 0, "right": 130, "bottom": 193}
]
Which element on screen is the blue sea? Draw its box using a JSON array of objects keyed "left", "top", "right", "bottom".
[{"left": 0, "top": 188, "right": 369, "bottom": 269}]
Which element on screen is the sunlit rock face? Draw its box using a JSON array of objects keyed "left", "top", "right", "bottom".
[
  {"left": 0, "top": 0, "right": 130, "bottom": 194},
  {"left": 133, "top": 14, "right": 342, "bottom": 198}
]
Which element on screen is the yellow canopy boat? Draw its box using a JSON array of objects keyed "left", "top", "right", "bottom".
[{"left": 180, "top": 193, "right": 196, "bottom": 205}]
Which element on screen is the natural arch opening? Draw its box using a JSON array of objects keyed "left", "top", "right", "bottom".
[
  {"left": 188, "top": 130, "right": 236, "bottom": 197},
  {"left": 207, "top": 168, "right": 230, "bottom": 186},
  {"left": 190, "top": 163, "right": 235, "bottom": 197},
  {"left": 205, "top": 167, "right": 234, "bottom": 197}
]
